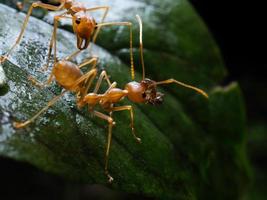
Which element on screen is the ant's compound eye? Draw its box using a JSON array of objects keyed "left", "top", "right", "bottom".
[{"left": 75, "top": 18, "right": 81, "bottom": 24}]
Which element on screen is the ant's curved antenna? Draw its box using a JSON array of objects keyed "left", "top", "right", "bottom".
[
  {"left": 151, "top": 79, "right": 209, "bottom": 98},
  {"left": 136, "top": 15, "right": 145, "bottom": 80}
]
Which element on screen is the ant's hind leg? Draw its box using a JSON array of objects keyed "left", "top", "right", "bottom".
[
  {"left": 13, "top": 90, "right": 67, "bottom": 128},
  {"left": 93, "top": 110, "right": 115, "bottom": 183},
  {"left": 111, "top": 105, "right": 141, "bottom": 143},
  {"left": 0, "top": 1, "right": 65, "bottom": 64}
]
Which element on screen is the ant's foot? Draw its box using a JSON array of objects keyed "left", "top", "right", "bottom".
[
  {"left": 105, "top": 170, "right": 114, "bottom": 183},
  {"left": 28, "top": 76, "right": 43, "bottom": 88},
  {"left": 0, "top": 55, "right": 8, "bottom": 64},
  {"left": 131, "top": 127, "right": 141, "bottom": 143},
  {"left": 13, "top": 121, "right": 28, "bottom": 129},
  {"left": 135, "top": 137, "right": 142, "bottom": 143},
  {"left": 106, "top": 173, "right": 114, "bottom": 183},
  {"left": 38, "top": 65, "right": 48, "bottom": 72},
  {"left": 16, "top": 2, "right": 24, "bottom": 10}
]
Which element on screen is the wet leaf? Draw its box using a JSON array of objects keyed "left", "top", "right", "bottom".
[{"left": 0, "top": 1, "right": 250, "bottom": 199}]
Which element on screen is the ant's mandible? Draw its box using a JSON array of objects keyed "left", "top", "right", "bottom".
[
  {"left": 0, "top": 0, "right": 136, "bottom": 80},
  {"left": 13, "top": 15, "right": 208, "bottom": 183}
]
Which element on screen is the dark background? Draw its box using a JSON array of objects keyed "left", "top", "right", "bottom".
[
  {"left": 1, "top": 0, "right": 266, "bottom": 199},
  {"left": 190, "top": 0, "right": 266, "bottom": 120},
  {"left": 190, "top": 0, "right": 267, "bottom": 199}
]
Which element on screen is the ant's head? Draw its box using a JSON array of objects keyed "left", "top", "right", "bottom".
[
  {"left": 73, "top": 12, "right": 96, "bottom": 50},
  {"left": 125, "top": 79, "right": 164, "bottom": 105}
]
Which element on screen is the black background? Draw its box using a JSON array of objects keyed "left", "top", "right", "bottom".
[
  {"left": 190, "top": 0, "right": 266, "bottom": 120},
  {"left": 190, "top": 1, "right": 267, "bottom": 199}
]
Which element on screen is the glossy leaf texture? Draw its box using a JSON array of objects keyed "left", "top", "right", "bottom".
[{"left": 0, "top": 1, "right": 250, "bottom": 199}]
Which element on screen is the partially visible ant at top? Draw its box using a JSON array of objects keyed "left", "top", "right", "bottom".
[
  {"left": 16, "top": 0, "right": 61, "bottom": 11},
  {"left": 13, "top": 14, "right": 208, "bottom": 183},
  {"left": 0, "top": 0, "right": 136, "bottom": 80}
]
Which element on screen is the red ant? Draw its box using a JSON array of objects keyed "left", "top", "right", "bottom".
[
  {"left": 13, "top": 15, "right": 208, "bottom": 183},
  {"left": 0, "top": 0, "right": 136, "bottom": 79}
]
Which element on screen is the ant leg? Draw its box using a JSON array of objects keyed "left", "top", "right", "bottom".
[
  {"left": 78, "top": 57, "right": 98, "bottom": 70},
  {"left": 42, "top": 12, "right": 70, "bottom": 71},
  {"left": 96, "top": 22, "right": 135, "bottom": 80},
  {"left": 71, "top": 69, "right": 98, "bottom": 91},
  {"left": 0, "top": 1, "right": 65, "bottom": 64},
  {"left": 111, "top": 106, "right": 141, "bottom": 143},
  {"left": 93, "top": 110, "right": 115, "bottom": 183},
  {"left": 16, "top": 0, "right": 26, "bottom": 10},
  {"left": 64, "top": 50, "right": 82, "bottom": 61},
  {"left": 93, "top": 71, "right": 112, "bottom": 93},
  {"left": 71, "top": 68, "right": 115, "bottom": 108},
  {"left": 84, "top": 6, "right": 110, "bottom": 44},
  {"left": 28, "top": 72, "right": 54, "bottom": 88},
  {"left": 68, "top": 67, "right": 98, "bottom": 102},
  {"left": 13, "top": 90, "right": 67, "bottom": 128},
  {"left": 76, "top": 57, "right": 99, "bottom": 96},
  {"left": 83, "top": 70, "right": 115, "bottom": 108},
  {"left": 50, "top": 14, "right": 73, "bottom": 69},
  {"left": 104, "top": 82, "right": 117, "bottom": 94},
  {"left": 152, "top": 79, "right": 209, "bottom": 98}
]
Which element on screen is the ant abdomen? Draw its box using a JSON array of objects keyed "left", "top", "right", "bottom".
[{"left": 53, "top": 60, "right": 83, "bottom": 91}]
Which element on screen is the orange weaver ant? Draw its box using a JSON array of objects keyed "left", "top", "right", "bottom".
[
  {"left": 13, "top": 15, "right": 208, "bottom": 183},
  {"left": 0, "top": 0, "right": 136, "bottom": 79}
]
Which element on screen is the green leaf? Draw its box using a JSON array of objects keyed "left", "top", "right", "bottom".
[
  {"left": 0, "top": 1, "right": 250, "bottom": 199},
  {"left": 247, "top": 123, "right": 267, "bottom": 200}
]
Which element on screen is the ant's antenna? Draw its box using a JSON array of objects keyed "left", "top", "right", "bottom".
[
  {"left": 136, "top": 15, "right": 145, "bottom": 80},
  {"left": 151, "top": 79, "right": 209, "bottom": 98}
]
